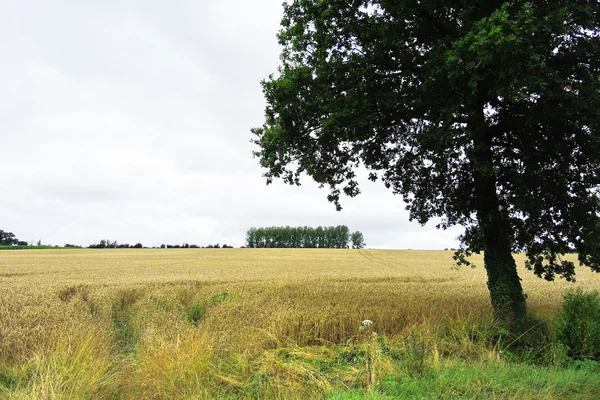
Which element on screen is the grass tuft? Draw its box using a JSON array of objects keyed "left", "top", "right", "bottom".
[{"left": 185, "top": 303, "right": 206, "bottom": 326}]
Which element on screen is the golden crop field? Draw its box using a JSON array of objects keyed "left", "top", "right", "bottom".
[{"left": 1, "top": 249, "right": 599, "bottom": 399}]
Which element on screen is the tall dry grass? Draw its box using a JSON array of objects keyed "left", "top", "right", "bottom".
[{"left": 1, "top": 249, "right": 599, "bottom": 398}]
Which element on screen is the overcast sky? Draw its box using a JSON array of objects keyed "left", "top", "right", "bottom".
[{"left": 0, "top": 0, "right": 463, "bottom": 249}]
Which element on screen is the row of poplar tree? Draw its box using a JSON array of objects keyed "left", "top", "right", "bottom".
[{"left": 245, "top": 226, "right": 365, "bottom": 249}]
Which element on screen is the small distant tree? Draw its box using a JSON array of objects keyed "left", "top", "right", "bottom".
[
  {"left": 0, "top": 230, "right": 18, "bottom": 245},
  {"left": 351, "top": 231, "right": 366, "bottom": 249},
  {"left": 133, "top": 243, "right": 143, "bottom": 248},
  {"left": 246, "top": 227, "right": 257, "bottom": 248}
]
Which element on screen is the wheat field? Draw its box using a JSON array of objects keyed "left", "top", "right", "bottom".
[{"left": 1, "top": 249, "right": 599, "bottom": 399}]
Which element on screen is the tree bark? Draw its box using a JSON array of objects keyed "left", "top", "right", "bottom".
[
  {"left": 471, "top": 96, "right": 527, "bottom": 327},
  {"left": 481, "top": 222, "right": 527, "bottom": 326}
]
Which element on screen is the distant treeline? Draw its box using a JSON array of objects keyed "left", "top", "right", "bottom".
[
  {"left": 88, "top": 240, "right": 144, "bottom": 249},
  {"left": 1, "top": 229, "right": 238, "bottom": 249},
  {"left": 88, "top": 239, "right": 233, "bottom": 249},
  {"left": 157, "top": 243, "right": 233, "bottom": 249},
  {"left": 4, "top": 226, "right": 366, "bottom": 251},
  {"left": 245, "top": 226, "right": 365, "bottom": 249}
]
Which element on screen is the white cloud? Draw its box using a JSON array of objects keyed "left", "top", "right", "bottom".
[{"left": 0, "top": 0, "right": 462, "bottom": 249}]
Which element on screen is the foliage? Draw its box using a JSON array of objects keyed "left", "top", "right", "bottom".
[
  {"left": 89, "top": 239, "right": 118, "bottom": 249},
  {"left": 184, "top": 303, "right": 207, "bottom": 326},
  {"left": 112, "top": 289, "right": 144, "bottom": 353},
  {"left": 0, "top": 230, "right": 27, "bottom": 246},
  {"left": 89, "top": 240, "right": 147, "bottom": 248},
  {"left": 556, "top": 289, "right": 600, "bottom": 360},
  {"left": 88, "top": 242, "right": 231, "bottom": 249},
  {"left": 350, "top": 231, "right": 366, "bottom": 249},
  {"left": 0, "top": 230, "right": 19, "bottom": 246},
  {"left": 252, "top": 0, "right": 600, "bottom": 324},
  {"left": 402, "top": 332, "right": 427, "bottom": 376},
  {"left": 246, "top": 225, "right": 360, "bottom": 248}
]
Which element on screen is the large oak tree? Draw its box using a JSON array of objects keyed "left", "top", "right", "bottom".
[{"left": 252, "top": 1, "right": 600, "bottom": 325}]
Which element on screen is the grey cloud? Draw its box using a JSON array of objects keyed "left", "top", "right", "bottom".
[{"left": 0, "top": 0, "right": 461, "bottom": 250}]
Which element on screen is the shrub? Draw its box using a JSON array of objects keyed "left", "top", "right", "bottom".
[
  {"left": 402, "top": 332, "right": 427, "bottom": 376},
  {"left": 556, "top": 289, "right": 600, "bottom": 360},
  {"left": 185, "top": 303, "right": 206, "bottom": 326}
]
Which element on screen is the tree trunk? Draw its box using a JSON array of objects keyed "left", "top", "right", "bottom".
[
  {"left": 471, "top": 96, "right": 527, "bottom": 327},
  {"left": 479, "top": 211, "right": 527, "bottom": 326}
]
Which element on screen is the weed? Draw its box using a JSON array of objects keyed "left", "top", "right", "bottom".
[
  {"left": 185, "top": 303, "right": 207, "bottom": 326},
  {"left": 556, "top": 289, "right": 600, "bottom": 360},
  {"left": 402, "top": 332, "right": 427, "bottom": 377},
  {"left": 210, "top": 291, "right": 233, "bottom": 304},
  {"left": 0, "top": 370, "right": 18, "bottom": 390},
  {"left": 111, "top": 289, "right": 143, "bottom": 353}
]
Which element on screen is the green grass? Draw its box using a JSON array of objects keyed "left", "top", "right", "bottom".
[
  {"left": 0, "top": 245, "right": 74, "bottom": 250},
  {"left": 200, "top": 332, "right": 600, "bottom": 399},
  {"left": 184, "top": 303, "right": 207, "bottom": 325},
  {"left": 328, "top": 361, "right": 600, "bottom": 399},
  {"left": 111, "top": 289, "right": 144, "bottom": 353}
]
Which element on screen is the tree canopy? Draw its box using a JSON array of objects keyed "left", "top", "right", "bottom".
[
  {"left": 0, "top": 230, "right": 18, "bottom": 246},
  {"left": 245, "top": 225, "right": 362, "bottom": 248},
  {"left": 351, "top": 231, "right": 366, "bottom": 249},
  {"left": 252, "top": 1, "right": 600, "bottom": 325},
  {"left": 0, "top": 230, "right": 27, "bottom": 246}
]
